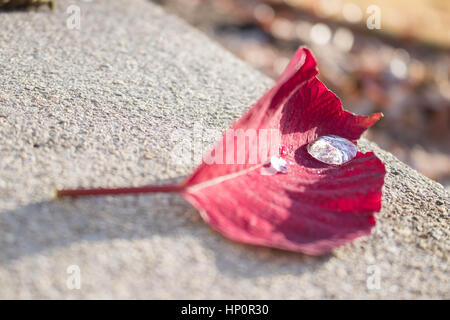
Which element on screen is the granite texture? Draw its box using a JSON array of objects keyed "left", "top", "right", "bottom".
[{"left": 0, "top": 0, "right": 448, "bottom": 299}]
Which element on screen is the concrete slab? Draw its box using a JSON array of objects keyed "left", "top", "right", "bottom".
[{"left": 0, "top": 0, "right": 448, "bottom": 298}]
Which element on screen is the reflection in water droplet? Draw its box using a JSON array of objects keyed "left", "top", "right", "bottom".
[{"left": 307, "top": 135, "right": 357, "bottom": 165}]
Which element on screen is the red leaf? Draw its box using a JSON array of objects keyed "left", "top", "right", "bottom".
[
  {"left": 180, "top": 48, "right": 385, "bottom": 255},
  {"left": 57, "top": 47, "right": 386, "bottom": 255}
]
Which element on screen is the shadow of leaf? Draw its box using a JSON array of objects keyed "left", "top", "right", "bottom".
[{"left": 0, "top": 193, "right": 329, "bottom": 279}]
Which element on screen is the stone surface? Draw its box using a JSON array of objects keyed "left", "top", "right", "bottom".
[{"left": 0, "top": 0, "right": 448, "bottom": 299}]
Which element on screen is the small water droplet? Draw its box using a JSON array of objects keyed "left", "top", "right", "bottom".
[
  {"left": 260, "top": 156, "right": 289, "bottom": 175},
  {"left": 271, "top": 155, "right": 289, "bottom": 173},
  {"left": 307, "top": 135, "right": 357, "bottom": 165}
]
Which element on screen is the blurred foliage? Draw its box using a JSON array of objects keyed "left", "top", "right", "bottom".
[
  {"left": 0, "top": 0, "right": 54, "bottom": 9},
  {"left": 155, "top": 0, "right": 450, "bottom": 188},
  {"left": 292, "top": 0, "right": 450, "bottom": 49}
]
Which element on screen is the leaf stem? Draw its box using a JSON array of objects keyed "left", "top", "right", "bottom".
[{"left": 56, "top": 184, "right": 184, "bottom": 198}]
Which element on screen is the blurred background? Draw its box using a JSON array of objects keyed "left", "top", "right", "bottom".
[{"left": 152, "top": 0, "right": 450, "bottom": 190}]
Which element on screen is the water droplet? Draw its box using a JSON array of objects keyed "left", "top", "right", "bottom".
[
  {"left": 260, "top": 156, "right": 289, "bottom": 175},
  {"left": 307, "top": 135, "right": 357, "bottom": 165},
  {"left": 271, "top": 155, "right": 289, "bottom": 173}
]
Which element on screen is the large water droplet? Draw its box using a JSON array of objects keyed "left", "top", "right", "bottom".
[{"left": 307, "top": 135, "right": 357, "bottom": 165}]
